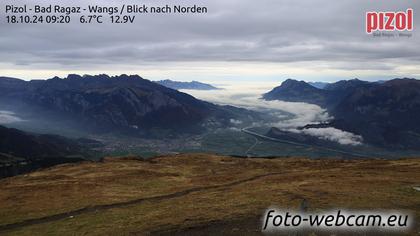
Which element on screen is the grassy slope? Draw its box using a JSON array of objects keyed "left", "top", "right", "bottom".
[{"left": 0, "top": 154, "right": 419, "bottom": 235}]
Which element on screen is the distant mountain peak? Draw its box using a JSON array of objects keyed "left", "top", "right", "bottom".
[
  {"left": 263, "top": 78, "right": 327, "bottom": 106},
  {"left": 155, "top": 79, "right": 220, "bottom": 90},
  {"left": 281, "top": 79, "right": 313, "bottom": 88},
  {"left": 66, "top": 74, "right": 83, "bottom": 80}
]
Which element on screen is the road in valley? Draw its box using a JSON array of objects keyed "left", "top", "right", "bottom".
[{"left": 241, "top": 127, "right": 366, "bottom": 158}]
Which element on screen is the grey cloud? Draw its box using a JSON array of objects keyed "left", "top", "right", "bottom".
[{"left": 0, "top": 0, "right": 419, "bottom": 71}]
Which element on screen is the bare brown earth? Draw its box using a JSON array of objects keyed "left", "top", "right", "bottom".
[{"left": 0, "top": 154, "right": 419, "bottom": 235}]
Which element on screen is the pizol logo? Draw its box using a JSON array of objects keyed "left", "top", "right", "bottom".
[{"left": 366, "top": 9, "right": 413, "bottom": 34}]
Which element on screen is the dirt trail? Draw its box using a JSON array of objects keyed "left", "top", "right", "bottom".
[{"left": 0, "top": 172, "right": 284, "bottom": 233}]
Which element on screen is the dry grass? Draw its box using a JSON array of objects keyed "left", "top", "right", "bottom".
[{"left": 0, "top": 154, "right": 419, "bottom": 235}]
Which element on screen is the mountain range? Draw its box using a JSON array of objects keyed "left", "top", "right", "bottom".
[
  {"left": 0, "top": 75, "right": 253, "bottom": 136},
  {"left": 263, "top": 78, "right": 373, "bottom": 108},
  {"left": 155, "top": 79, "right": 220, "bottom": 90},
  {"left": 263, "top": 78, "right": 420, "bottom": 149}
]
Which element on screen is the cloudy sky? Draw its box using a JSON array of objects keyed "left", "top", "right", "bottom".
[{"left": 1, "top": 0, "right": 419, "bottom": 82}]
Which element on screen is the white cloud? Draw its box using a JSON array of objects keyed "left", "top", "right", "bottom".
[
  {"left": 298, "top": 127, "right": 363, "bottom": 146},
  {"left": 230, "top": 119, "right": 243, "bottom": 125},
  {"left": 0, "top": 111, "right": 24, "bottom": 124}
]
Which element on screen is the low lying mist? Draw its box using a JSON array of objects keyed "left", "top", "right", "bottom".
[
  {"left": 181, "top": 83, "right": 363, "bottom": 146},
  {"left": 0, "top": 111, "right": 24, "bottom": 124}
]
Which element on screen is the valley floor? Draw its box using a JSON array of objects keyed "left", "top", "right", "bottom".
[{"left": 0, "top": 154, "right": 419, "bottom": 235}]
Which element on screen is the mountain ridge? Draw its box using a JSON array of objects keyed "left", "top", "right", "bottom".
[
  {"left": 262, "top": 79, "right": 330, "bottom": 106},
  {"left": 263, "top": 78, "right": 420, "bottom": 149},
  {"left": 0, "top": 74, "right": 250, "bottom": 135},
  {"left": 155, "top": 79, "right": 220, "bottom": 90}
]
